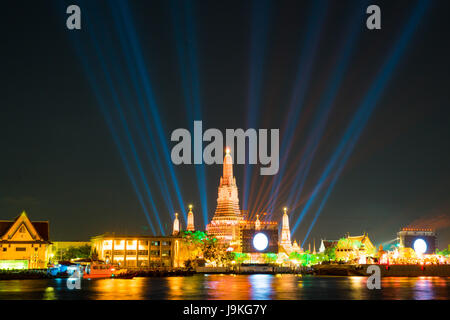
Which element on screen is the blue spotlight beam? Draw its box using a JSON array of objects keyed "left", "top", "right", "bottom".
[
  {"left": 113, "top": 0, "right": 187, "bottom": 222},
  {"left": 98, "top": 5, "right": 176, "bottom": 218},
  {"left": 266, "top": 0, "right": 330, "bottom": 215},
  {"left": 299, "top": 0, "right": 432, "bottom": 245},
  {"left": 64, "top": 12, "right": 158, "bottom": 235},
  {"left": 269, "top": 0, "right": 368, "bottom": 216},
  {"left": 284, "top": 0, "right": 369, "bottom": 214},
  {"left": 243, "top": 0, "right": 272, "bottom": 212},
  {"left": 170, "top": 0, "right": 208, "bottom": 227},
  {"left": 104, "top": 2, "right": 178, "bottom": 218},
  {"left": 81, "top": 3, "right": 165, "bottom": 234}
]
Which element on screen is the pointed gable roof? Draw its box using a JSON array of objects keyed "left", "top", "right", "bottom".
[
  {"left": 346, "top": 233, "right": 374, "bottom": 250},
  {"left": 31, "top": 222, "right": 49, "bottom": 241},
  {"left": 0, "top": 211, "right": 50, "bottom": 242},
  {"left": 322, "top": 240, "right": 338, "bottom": 248}
]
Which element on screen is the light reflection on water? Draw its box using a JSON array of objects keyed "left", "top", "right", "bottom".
[{"left": 0, "top": 275, "right": 448, "bottom": 300}]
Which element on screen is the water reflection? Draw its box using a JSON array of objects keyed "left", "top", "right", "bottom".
[
  {"left": 90, "top": 278, "right": 145, "bottom": 300},
  {"left": 206, "top": 274, "right": 251, "bottom": 299},
  {"left": 167, "top": 276, "right": 209, "bottom": 299},
  {"left": 272, "top": 274, "right": 300, "bottom": 299},
  {"left": 44, "top": 286, "right": 56, "bottom": 300},
  {"left": 0, "top": 275, "right": 448, "bottom": 300},
  {"left": 248, "top": 274, "right": 273, "bottom": 300},
  {"left": 349, "top": 276, "right": 367, "bottom": 300},
  {"left": 414, "top": 277, "right": 434, "bottom": 300}
]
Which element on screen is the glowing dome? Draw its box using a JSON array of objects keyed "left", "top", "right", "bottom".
[
  {"left": 253, "top": 233, "right": 269, "bottom": 251},
  {"left": 413, "top": 238, "right": 427, "bottom": 255}
]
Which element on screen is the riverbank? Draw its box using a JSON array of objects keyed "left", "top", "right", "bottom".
[
  {"left": 0, "top": 269, "right": 195, "bottom": 280},
  {"left": 313, "top": 264, "right": 450, "bottom": 277},
  {"left": 0, "top": 270, "right": 52, "bottom": 280},
  {"left": 2, "top": 264, "right": 449, "bottom": 280},
  {"left": 127, "top": 269, "right": 195, "bottom": 277},
  {"left": 195, "top": 266, "right": 305, "bottom": 274}
]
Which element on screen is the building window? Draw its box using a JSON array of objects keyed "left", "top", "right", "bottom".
[
  {"left": 127, "top": 240, "right": 134, "bottom": 246},
  {"left": 138, "top": 250, "right": 149, "bottom": 256},
  {"left": 115, "top": 240, "right": 122, "bottom": 246},
  {"left": 162, "top": 250, "right": 171, "bottom": 257},
  {"left": 150, "top": 250, "right": 160, "bottom": 256},
  {"left": 162, "top": 241, "right": 171, "bottom": 246},
  {"left": 151, "top": 241, "right": 160, "bottom": 246},
  {"left": 16, "top": 247, "right": 26, "bottom": 251},
  {"left": 126, "top": 250, "right": 136, "bottom": 255},
  {"left": 113, "top": 250, "right": 124, "bottom": 255},
  {"left": 140, "top": 240, "right": 148, "bottom": 246}
]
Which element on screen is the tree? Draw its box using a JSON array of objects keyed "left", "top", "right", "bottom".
[
  {"left": 180, "top": 231, "right": 232, "bottom": 267},
  {"left": 300, "top": 253, "right": 310, "bottom": 266},
  {"left": 233, "top": 253, "right": 249, "bottom": 264},
  {"left": 324, "top": 247, "right": 336, "bottom": 261},
  {"left": 91, "top": 247, "right": 99, "bottom": 260},
  {"left": 180, "top": 231, "right": 207, "bottom": 265},
  {"left": 315, "top": 252, "right": 327, "bottom": 263},
  {"left": 262, "top": 253, "right": 277, "bottom": 264},
  {"left": 289, "top": 252, "right": 302, "bottom": 261},
  {"left": 58, "top": 244, "right": 92, "bottom": 261},
  {"left": 436, "top": 248, "right": 450, "bottom": 257}
]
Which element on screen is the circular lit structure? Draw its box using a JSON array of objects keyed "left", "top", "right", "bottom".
[
  {"left": 253, "top": 233, "right": 269, "bottom": 251},
  {"left": 413, "top": 238, "right": 427, "bottom": 255}
]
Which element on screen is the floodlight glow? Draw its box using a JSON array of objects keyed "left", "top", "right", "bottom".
[
  {"left": 413, "top": 239, "right": 427, "bottom": 255},
  {"left": 253, "top": 233, "right": 269, "bottom": 251}
]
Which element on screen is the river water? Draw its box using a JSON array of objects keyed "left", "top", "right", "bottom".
[{"left": 0, "top": 274, "right": 448, "bottom": 300}]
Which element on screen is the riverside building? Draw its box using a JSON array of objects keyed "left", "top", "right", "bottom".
[
  {"left": 91, "top": 234, "right": 184, "bottom": 268},
  {"left": 0, "top": 211, "right": 51, "bottom": 269}
]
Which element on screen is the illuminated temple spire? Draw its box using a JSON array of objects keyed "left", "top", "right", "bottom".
[
  {"left": 292, "top": 240, "right": 302, "bottom": 253},
  {"left": 172, "top": 213, "right": 180, "bottom": 236},
  {"left": 280, "top": 207, "right": 291, "bottom": 246},
  {"left": 222, "top": 147, "right": 233, "bottom": 184},
  {"left": 187, "top": 204, "right": 195, "bottom": 231},
  {"left": 255, "top": 214, "right": 261, "bottom": 231},
  {"left": 206, "top": 147, "right": 243, "bottom": 248},
  {"left": 211, "top": 147, "right": 241, "bottom": 218}
]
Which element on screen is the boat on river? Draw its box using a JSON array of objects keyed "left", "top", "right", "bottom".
[{"left": 81, "top": 261, "right": 115, "bottom": 279}]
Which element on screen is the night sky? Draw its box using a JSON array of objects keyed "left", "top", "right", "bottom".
[{"left": 1, "top": 0, "right": 449, "bottom": 249}]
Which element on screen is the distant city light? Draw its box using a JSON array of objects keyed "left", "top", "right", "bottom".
[{"left": 253, "top": 233, "right": 269, "bottom": 251}]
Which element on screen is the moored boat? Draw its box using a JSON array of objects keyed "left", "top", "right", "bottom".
[{"left": 82, "top": 261, "right": 115, "bottom": 279}]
